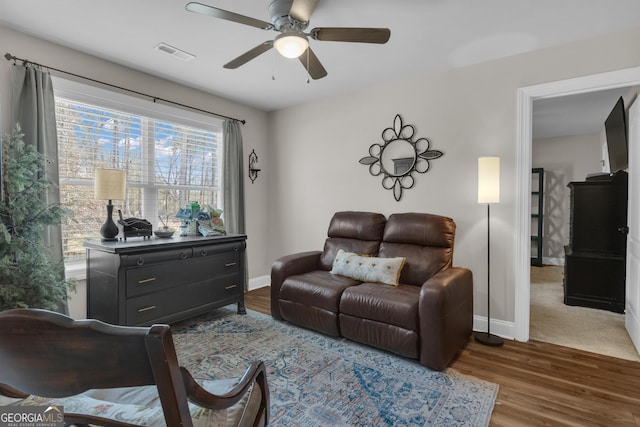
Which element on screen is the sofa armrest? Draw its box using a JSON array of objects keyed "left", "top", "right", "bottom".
[
  {"left": 418, "top": 267, "right": 473, "bottom": 371},
  {"left": 270, "top": 251, "right": 322, "bottom": 319}
]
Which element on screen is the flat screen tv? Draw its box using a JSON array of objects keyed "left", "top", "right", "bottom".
[{"left": 605, "top": 96, "right": 628, "bottom": 173}]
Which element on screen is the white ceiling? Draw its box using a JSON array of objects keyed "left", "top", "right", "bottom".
[{"left": 1, "top": 0, "right": 639, "bottom": 136}]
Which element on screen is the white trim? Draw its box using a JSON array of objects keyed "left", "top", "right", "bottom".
[
  {"left": 473, "top": 316, "right": 515, "bottom": 341},
  {"left": 248, "top": 275, "right": 270, "bottom": 291},
  {"left": 51, "top": 76, "right": 223, "bottom": 132},
  {"left": 515, "top": 67, "right": 640, "bottom": 342},
  {"left": 65, "top": 259, "right": 86, "bottom": 281}
]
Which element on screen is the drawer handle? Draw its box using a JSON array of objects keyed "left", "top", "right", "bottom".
[
  {"left": 180, "top": 252, "right": 188, "bottom": 259},
  {"left": 136, "top": 258, "right": 145, "bottom": 266},
  {"left": 201, "top": 249, "right": 208, "bottom": 256},
  {"left": 225, "top": 284, "right": 237, "bottom": 290},
  {"left": 138, "top": 277, "right": 157, "bottom": 284},
  {"left": 225, "top": 262, "right": 237, "bottom": 267},
  {"left": 138, "top": 305, "right": 156, "bottom": 313}
]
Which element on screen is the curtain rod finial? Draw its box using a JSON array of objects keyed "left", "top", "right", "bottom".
[{"left": 4, "top": 53, "right": 15, "bottom": 61}]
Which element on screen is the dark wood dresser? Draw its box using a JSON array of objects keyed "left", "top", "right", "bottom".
[
  {"left": 85, "top": 234, "right": 246, "bottom": 326},
  {"left": 564, "top": 171, "right": 628, "bottom": 313}
]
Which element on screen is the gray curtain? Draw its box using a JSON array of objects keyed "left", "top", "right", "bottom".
[
  {"left": 222, "top": 120, "right": 248, "bottom": 290},
  {"left": 11, "top": 64, "right": 66, "bottom": 305}
]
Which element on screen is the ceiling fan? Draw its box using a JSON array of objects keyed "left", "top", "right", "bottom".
[{"left": 185, "top": 0, "right": 391, "bottom": 80}]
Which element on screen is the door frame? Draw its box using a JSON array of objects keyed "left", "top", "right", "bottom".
[{"left": 514, "top": 66, "right": 640, "bottom": 342}]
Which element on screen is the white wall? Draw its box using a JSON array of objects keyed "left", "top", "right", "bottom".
[
  {"left": 2, "top": 23, "right": 640, "bottom": 326},
  {"left": 267, "top": 26, "right": 640, "bottom": 325},
  {"left": 532, "top": 133, "right": 602, "bottom": 262},
  {"left": 0, "top": 25, "right": 272, "bottom": 315}
]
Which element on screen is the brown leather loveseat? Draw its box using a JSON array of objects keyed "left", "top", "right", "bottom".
[{"left": 271, "top": 211, "right": 473, "bottom": 371}]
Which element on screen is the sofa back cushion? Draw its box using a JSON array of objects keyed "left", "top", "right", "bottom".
[
  {"left": 319, "top": 211, "right": 387, "bottom": 270},
  {"left": 379, "top": 212, "right": 455, "bottom": 286}
]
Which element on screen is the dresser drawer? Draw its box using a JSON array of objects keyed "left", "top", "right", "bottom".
[
  {"left": 126, "top": 261, "right": 192, "bottom": 298},
  {"left": 192, "top": 251, "right": 241, "bottom": 279},
  {"left": 126, "top": 277, "right": 242, "bottom": 325},
  {"left": 121, "top": 247, "right": 193, "bottom": 267},
  {"left": 193, "top": 241, "right": 244, "bottom": 258}
]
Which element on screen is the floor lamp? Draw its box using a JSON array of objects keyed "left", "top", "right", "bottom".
[{"left": 475, "top": 156, "right": 504, "bottom": 346}]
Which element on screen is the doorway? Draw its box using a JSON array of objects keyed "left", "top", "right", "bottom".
[
  {"left": 528, "top": 90, "right": 638, "bottom": 360},
  {"left": 514, "top": 66, "right": 640, "bottom": 347}
]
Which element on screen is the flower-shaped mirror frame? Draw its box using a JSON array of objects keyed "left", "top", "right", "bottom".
[{"left": 359, "top": 114, "right": 443, "bottom": 201}]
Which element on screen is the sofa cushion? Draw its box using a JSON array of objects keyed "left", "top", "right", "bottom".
[
  {"left": 280, "top": 270, "right": 360, "bottom": 313},
  {"left": 339, "top": 314, "right": 419, "bottom": 359},
  {"left": 330, "top": 249, "right": 405, "bottom": 285},
  {"left": 319, "top": 211, "right": 386, "bottom": 270},
  {"left": 339, "top": 282, "right": 420, "bottom": 331},
  {"left": 380, "top": 213, "right": 455, "bottom": 286}
]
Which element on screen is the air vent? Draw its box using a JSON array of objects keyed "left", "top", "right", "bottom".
[{"left": 154, "top": 42, "right": 195, "bottom": 62}]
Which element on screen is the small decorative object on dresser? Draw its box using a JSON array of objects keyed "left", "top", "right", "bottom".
[{"left": 84, "top": 234, "right": 247, "bottom": 326}]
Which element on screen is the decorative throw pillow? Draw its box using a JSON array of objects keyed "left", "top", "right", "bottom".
[{"left": 330, "top": 249, "right": 406, "bottom": 286}]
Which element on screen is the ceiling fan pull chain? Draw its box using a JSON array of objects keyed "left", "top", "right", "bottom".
[
  {"left": 306, "top": 49, "right": 310, "bottom": 84},
  {"left": 272, "top": 49, "right": 277, "bottom": 81}
]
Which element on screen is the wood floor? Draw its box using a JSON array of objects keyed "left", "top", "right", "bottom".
[{"left": 245, "top": 287, "right": 640, "bottom": 426}]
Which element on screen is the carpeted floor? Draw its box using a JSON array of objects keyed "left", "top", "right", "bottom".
[
  {"left": 530, "top": 265, "right": 640, "bottom": 362},
  {"left": 172, "top": 307, "right": 498, "bottom": 427}
]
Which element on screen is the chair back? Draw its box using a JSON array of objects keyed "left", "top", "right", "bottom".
[
  {"left": 0, "top": 309, "right": 196, "bottom": 426},
  {"left": 379, "top": 212, "right": 456, "bottom": 286},
  {"left": 319, "top": 211, "right": 387, "bottom": 270}
]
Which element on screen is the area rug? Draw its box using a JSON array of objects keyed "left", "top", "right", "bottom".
[{"left": 171, "top": 307, "right": 498, "bottom": 427}]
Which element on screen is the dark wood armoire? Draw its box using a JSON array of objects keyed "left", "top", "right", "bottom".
[{"left": 563, "top": 171, "right": 628, "bottom": 313}]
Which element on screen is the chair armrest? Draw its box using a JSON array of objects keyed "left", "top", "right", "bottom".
[
  {"left": 270, "top": 251, "right": 322, "bottom": 319},
  {"left": 0, "top": 383, "right": 28, "bottom": 398},
  {"left": 418, "top": 267, "right": 473, "bottom": 371},
  {"left": 181, "top": 361, "right": 269, "bottom": 415}
]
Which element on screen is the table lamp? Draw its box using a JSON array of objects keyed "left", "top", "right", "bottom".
[{"left": 94, "top": 168, "right": 126, "bottom": 240}]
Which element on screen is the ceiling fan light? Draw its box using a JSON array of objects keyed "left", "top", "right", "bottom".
[{"left": 274, "top": 33, "right": 309, "bottom": 58}]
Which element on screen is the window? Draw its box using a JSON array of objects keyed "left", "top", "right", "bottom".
[{"left": 53, "top": 78, "right": 223, "bottom": 270}]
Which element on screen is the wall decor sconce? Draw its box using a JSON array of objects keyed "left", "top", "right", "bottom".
[
  {"left": 248, "top": 149, "right": 261, "bottom": 183},
  {"left": 359, "top": 114, "right": 443, "bottom": 201}
]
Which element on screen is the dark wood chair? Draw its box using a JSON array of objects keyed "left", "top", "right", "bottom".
[{"left": 0, "top": 308, "right": 269, "bottom": 427}]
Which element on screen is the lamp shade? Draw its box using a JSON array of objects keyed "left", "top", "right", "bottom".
[
  {"left": 274, "top": 33, "right": 309, "bottom": 58},
  {"left": 94, "top": 168, "right": 126, "bottom": 200},
  {"left": 478, "top": 157, "right": 500, "bottom": 204}
]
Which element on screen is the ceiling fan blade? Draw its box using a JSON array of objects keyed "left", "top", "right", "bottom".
[
  {"left": 298, "top": 47, "right": 327, "bottom": 80},
  {"left": 186, "top": 2, "right": 273, "bottom": 30},
  {"left": 223, "top": 41, "right": 274, "bottom": 69},
  {"left": 310, "top": 27, "right": 390, "bottom": 44},
  {"left": 289, "top": 0, "right": 319, "bottom": 23}
]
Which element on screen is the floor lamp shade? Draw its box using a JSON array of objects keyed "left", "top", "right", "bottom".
[
  {"left": 478, "top": 157, "right": 500, "bottom": 204},
  {"left": 476, "top": 156, "right": 504, "bottom": 346},
  {"left": 94, "top": 168, "right": 126, "bottom": 240}
]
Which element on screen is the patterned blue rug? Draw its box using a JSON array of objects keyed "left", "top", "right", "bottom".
[{"left": 172, "top": 307, "right": 497, "bottom": 427}]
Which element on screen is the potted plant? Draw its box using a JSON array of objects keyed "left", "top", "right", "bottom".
[{"left": 0, "top": 125, "right": 74, "bottom": 311}]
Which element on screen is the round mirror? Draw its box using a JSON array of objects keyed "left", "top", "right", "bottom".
[
  {"left": 359, "top": 114, "right": 444, "bottom": 201},
  {"left": 380, "top": 139, "right": 416, "bottom": 177}
]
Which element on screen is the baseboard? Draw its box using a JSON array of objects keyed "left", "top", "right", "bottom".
[
  {"left": 542, "top": 257, "right": 564, "bottom": 266},
  {"left": 248, "top": 275, "right": 270, "bottom": 291},
  {"left": 473, "top": 315, "right": 516, "bottom": 341}
]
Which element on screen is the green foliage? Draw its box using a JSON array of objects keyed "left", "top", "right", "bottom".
[{"left": 0, "top": 125, "right": 74, "bottom": 311}]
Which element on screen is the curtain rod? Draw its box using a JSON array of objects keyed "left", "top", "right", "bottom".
[{"left": 4, "top": 52, "right": 246, "bottom": 125}]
